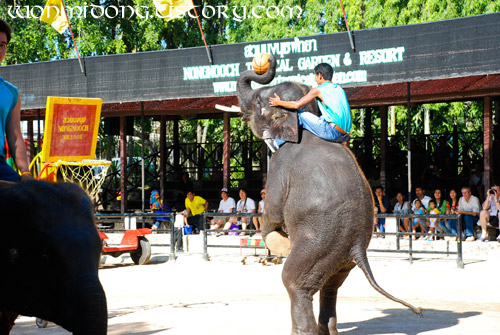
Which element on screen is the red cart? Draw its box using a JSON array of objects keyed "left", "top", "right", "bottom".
[{"left": 99, "top": 228, "right": 153, "bottom": 265}]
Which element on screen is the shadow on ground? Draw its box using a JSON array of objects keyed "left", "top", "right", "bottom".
[{"left": 339, "top": 308, "right": 480, "bottom": 334}]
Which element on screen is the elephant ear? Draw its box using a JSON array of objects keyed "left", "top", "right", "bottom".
[{"left": 269, "top": 110, "right": 299, "bottom": 142}]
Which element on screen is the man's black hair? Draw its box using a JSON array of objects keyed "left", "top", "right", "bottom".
[
  {"left": 0, "top": 20, "right": 12, "bottom": 44},
  {"left": 313, "top": 63, "right": 333, "bottom": 81},
  {"left": 375, "top": 185, "right": 384, "bottom": 191}
]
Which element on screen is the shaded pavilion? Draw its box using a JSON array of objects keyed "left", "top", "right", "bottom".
[{"left": 1, "top": 13, "right": 499, "bottom": 211}]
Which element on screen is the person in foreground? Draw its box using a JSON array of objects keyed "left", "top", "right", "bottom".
[
  {"left": 267, "top": 62, "right": 352, "bottom": 151},
  {"left": 0, "top": 20, "right": 32, "bottom": 182}
]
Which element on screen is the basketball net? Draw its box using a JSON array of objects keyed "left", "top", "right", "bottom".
[{"left": 30, "top": 153, "right": 111, "bottom": 203}]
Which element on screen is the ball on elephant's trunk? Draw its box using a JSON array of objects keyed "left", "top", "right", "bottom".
[
  {"left": 252, "top": 53, "right": 270, "bottom": 75},
  {"left": 265, "top": 231, "right": 291, "bottom": 256}
]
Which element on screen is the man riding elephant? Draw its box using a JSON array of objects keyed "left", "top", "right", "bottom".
[{"left": 266, "top": 62, "right": 352, "bottom": 152}]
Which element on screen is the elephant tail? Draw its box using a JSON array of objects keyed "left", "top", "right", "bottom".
[{"left": 353, "top": 250, "right": 423, "bottom": 316}]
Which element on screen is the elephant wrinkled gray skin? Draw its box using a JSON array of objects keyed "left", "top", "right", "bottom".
[
  {"left": 0, "top": 181, "right": 107, "bottom": 335},
  {"left": 237, "top": 54, "right": 422, "bottom": 335}
]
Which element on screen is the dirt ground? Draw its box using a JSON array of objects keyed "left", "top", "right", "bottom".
[{"left": 11, "top": 245, "right": 500, "bottom": 335}]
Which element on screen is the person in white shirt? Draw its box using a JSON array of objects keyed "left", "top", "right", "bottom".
[
  {"left": 457, "top": 186, "right": 481, "bottom": 241},
  {"left": 411, "top": 186, "right": 432, "bottom": 233},
  {"left": 221, "top": 188, "right": 256, "bottom": 236},
  {"left": 411, "top": 186, "right": 432, "bottom": 211},
  {"left": 210, "top": 188, "right": 236, "bottom": 230},
  {"left": 252, "top": 189, "right": 266, "bottom": 234},
  {"left": 477, "top": 185, "right": 500, "bottom": 242}
]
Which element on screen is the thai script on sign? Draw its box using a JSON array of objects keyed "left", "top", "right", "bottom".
[{"left": 244, "top": 37, "right": 318, "bottom": 59}]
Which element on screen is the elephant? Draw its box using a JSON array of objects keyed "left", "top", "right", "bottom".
[
  {"left": 0, "top": 180, "right": 107, "bottom": 335},
  {"left": 237, "top": 54, "right": 422, "bottom": 335}
]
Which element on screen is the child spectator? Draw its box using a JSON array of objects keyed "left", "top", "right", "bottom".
[
  {"left": 173, "top": 210, "right": 188, "bottom": 252},
  {"left": 426, "top": 200, "right": 440, "bottom": 241},
  {"left": 412, "top": 199, "right": 426, "bottom": 239}
]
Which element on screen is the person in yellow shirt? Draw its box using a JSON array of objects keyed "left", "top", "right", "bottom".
[{"left": 185, "top": 190, "right": 209, "bottom": 234}]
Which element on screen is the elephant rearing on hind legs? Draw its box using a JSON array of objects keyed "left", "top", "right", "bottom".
[{"left": 237, "top": 54, "right": 422, "bottom": 335}]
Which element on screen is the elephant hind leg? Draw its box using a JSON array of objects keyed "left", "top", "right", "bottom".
[{"left": 318, "top": 264, "right": 355, "bottom": 335}]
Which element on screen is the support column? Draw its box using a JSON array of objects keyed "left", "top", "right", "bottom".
[
  {"left": 27, "top": 119, "right": 34, "bottom": 162},
  {"left": 173, "top": 118, "right": 180, "bottom": 174},
  {"left": 380, "top": 106, "right": 388, "bottom": 190},
  {"left": 120, "top": 116, "right": 128, "bottom": 213},
  {"left": 223, "top": 112, "right": 230, "bottom": 189},
  {"left": 160, "top": 115, "right": 166, "bottom": 205},
  {"left": 363, "top": 108, "right": 373, "bottom": 178},
  {"left": 407, "top": 82, "right": 412, "bottom": 202},
  {"left": 484, "top": 96, "right": 493, "bottom": 189}
]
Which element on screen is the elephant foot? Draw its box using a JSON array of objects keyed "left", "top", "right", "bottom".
[{"left": 265, "top": 231, "right": 290, "bottom": 256}]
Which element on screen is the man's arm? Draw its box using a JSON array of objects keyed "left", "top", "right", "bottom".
[
  {"left": 6, "top": 96, "right": 32, "bottom": 180},
  {"left": 269, "top": 88, "right": 321, "bottom": 110}
]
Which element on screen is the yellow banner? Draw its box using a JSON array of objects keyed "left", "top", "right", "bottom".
[
  {"left": 40, "top": 0, "right": 69, "bottom": 34},
  {"left": 153, "top": 0, "right": 194, "bottom": 21}
]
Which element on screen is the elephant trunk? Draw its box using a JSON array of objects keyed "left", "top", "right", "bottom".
[
  {"left": 237, "top": 54, "right": 277, "bottom": 118},
  {"left": 66, "top": 277, "right": 108, "bottom": 335}
]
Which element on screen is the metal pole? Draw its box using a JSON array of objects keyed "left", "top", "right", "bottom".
[
  {"left": 203, "top": 213, "right": 209, "bottom": 261},
  {"left": 170, "top": 215, "right": 176, "bottom": 261},
  {"left": 407, "top": 82, "right": 412, "bottom": 202},
  {"left": 141, "top": 102, "right": 145, "bottom": 214},
  {"left": 457, "top": 215, "right": 464, "bottom": 269},
  {"left": 407, "top": 82, "right": 413, "bottom": 265}
]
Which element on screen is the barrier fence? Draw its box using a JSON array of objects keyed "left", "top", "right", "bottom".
[{"left": 95, "top": 212, "right": 466, "bottom": 268}]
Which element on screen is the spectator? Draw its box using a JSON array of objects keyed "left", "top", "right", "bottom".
[
  {"left": 427, "top": 188, "right": 448, "bottom": 236},
  {"left": 478, "top": 185, "right": 500, "bottom": 242},
  {"left": 210, "top": 188, "right": 236, "bottom": 231},
  {"left": 412, "top": 199, "right": 426, "bottom": 239},
  {"left": 412, "top": 186, "right": 432, "bottom": 211},
  {"left": 374, "top": 186, "right": 391, "bottom": 234},
  {"left": 438, "top": 188, "right": 459, "bottom": 238},
  {"left": 149, "top": 189, "right": 171, "bottom": 230},
  {"left": 426, "top": 200, "right": 440, "bottom": 241},
  {"left": 456, "top": 186, "right": 481, "bottom": 241},
  {"left": 222, "top": 188, "right": 256, "bottom": 236},
  {"left": 0, "top": 20, "right": 33, "bottom": 182},
  {"left": 173, "top": 210, "right": 188, "bottom": 252},
  {"left": 185, "top": 190, "right": 208, "bottom": 234},
  {"left": 411, "top": 186, "right": 432, "bottom": 233},
  {"left": 393, "top": 192, "right": 411, "bottom": 234},
  {"left": 253, "top": 189, "right": 266, "bottom": 234}
]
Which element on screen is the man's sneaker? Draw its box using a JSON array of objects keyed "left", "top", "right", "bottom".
[
  {"left": 465, "top": 236, "right": 475, "bottom": 241},
  {"left": 477, "top": 237, "right": 487, "bottom": 242},
  {"left": 496, "top": 234, "right": 500, "bottom": 242}
]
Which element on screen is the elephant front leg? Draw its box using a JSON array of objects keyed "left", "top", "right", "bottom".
[
  {"left": 318, "top": 265, "right": 355, "bottom": 335},
  {"left": 282, "top": 255, "right": 319, "bottom": 335}
]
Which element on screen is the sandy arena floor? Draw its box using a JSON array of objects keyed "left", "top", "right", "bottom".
[{"left": 11, "top": 243, "right": 500, "bottom": 335}]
